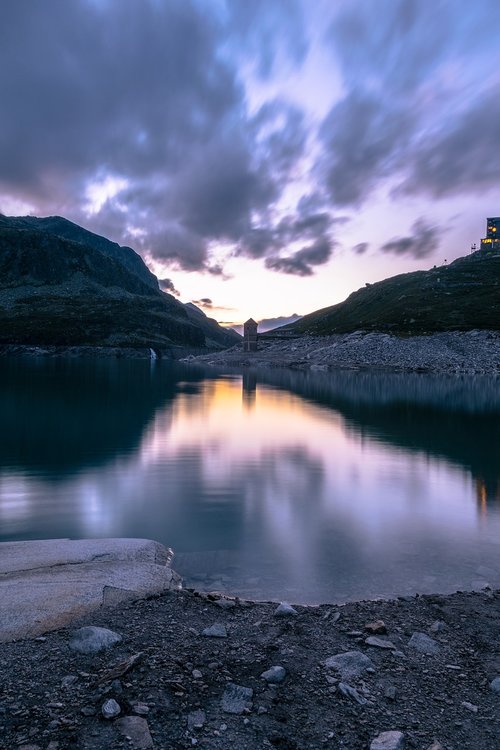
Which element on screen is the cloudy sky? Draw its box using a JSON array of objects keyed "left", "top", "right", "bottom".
[{"left": 1, "top": 1, "right": 499, "bottom": 327}]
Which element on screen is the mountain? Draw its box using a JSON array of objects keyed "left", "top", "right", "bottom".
[
  {"left": 288, "top": 248, "right": 500, "bottom": 335},
  {"left": 0, "top": 215, "right": 237, "bottom": 351},
  {"left": 184, "top": 303, "right": 241, "bottom": 348}
]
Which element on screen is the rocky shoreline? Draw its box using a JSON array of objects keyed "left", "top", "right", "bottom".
[
  {"left": 183, "top": 330, "right": 500, "bottom": 375},
  {"left": 1, "top": 542, "right": 499, "bottom": 749}
]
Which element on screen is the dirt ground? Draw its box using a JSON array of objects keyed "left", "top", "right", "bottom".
[{"left": 1, "top": 587, "right": 499, "bottom": 750}]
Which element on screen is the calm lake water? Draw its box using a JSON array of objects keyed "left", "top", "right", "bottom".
[{"left": 0, "top": 357, "right": 499, "bottom": 604}]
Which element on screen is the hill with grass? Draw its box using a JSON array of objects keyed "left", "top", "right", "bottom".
[
  {"left": 288, "top": 249, "right": 500, "bottom": 335},
  {"left": 0, "top": 216, "right": 239, "bottom": 352}
]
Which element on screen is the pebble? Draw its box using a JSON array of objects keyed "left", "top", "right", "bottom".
[
  {"left": 221, "top": 683, "right": 253, "bottom": 714},
  {"left": 192, "top": 669, "right": 203, "bottom": 680},
  {"left": 408, "top": 632, "right": 440, "bottom": 655},
  {"left": 131, "top": 702, "right": 150, "bottom": 715},
  {"left": 384, "top": 686, "right": 397, "bottom": 701},
  {"left": 69, "top": 626, "right": 122, "bottom": 655},
  {"left": 426, "top": 742, "right": 444, "bottom": 750},
  {"left": 324, "top": 651, "right": 375, "bottom": 680},
  {"left": 102, "top": 698, "right": 121, "bottom": 719},
  {"left": 462, "top": 701, "right": 478, "bottom": 713},
  {"left": 429, "top": 620, "right": 447, "bottom": 634},
  {"left": 338, "top": 682, "right": 367, "bottom": 705},
  {"left": 365, "top": 620, "right": 387, "bottom": 634},
  {"left": 274, "top": 602, "right": 298, "bottom": 617},
  {"left": 370, "top": 730, "right": 405, "bottom": 750},
  {"left": 490, "top": 676, "right": 500, "bottom": 694},
  {"left": 216, "top": 599, "right": 236, "bottom": 609},
  {"left": 202, "top": 623, "right": 228, "bottom": 638},
  {"left": 116, "top": 716, "right": 154, "bottom": 749},
  {"left": 187, "top": 709, "right": 206, "bottom": 730},
  {"left": 260, "top": 666, "right": 286, "bottom": 684},
  {"left": 61, "top": 675, "right": 78, "bottom": 688},
  {"left": 365, "top": 636, "right": 397, "bottom": 650}
]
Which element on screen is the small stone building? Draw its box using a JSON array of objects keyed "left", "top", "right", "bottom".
[{"left": 243, "top": 318, "right": 258, "bottom": 352}]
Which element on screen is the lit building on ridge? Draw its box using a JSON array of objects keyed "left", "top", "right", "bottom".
[{"left": 480, "top": 217, "right": 500, "bottom": 250}]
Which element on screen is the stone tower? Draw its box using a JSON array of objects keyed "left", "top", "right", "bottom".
[{"left": 243, "top": 318, "right": 258, "bottom": 352}]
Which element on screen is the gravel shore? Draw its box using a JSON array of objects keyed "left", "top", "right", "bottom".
[
  {"left": 184, "top": 330, "right": 500, "bottom": 375},
  {"left": 1, "top": 586, "right": 499, "bottom": 749}
]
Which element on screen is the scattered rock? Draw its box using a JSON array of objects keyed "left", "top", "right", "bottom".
[
  {"left": 384, "top": 686, "right": 397, "bottom": 701},
  {"left": 408, "top": 632, "right": 440, "bottom": 655},
  {"left": 69, "top": 626, "right": 122, "bottom": 655},
  {"left": 365, "top": 636, "right": 396, "bottom": 650},
  {"left": 260, "top": 666, "right": 286, "bottom": 684},
  {"left": 61, "top": 674, "right": 78, "bottom": 688},
  {"left": 116, "top": 716, "right": 153, "bottom": 749},
  {"left": 192, "top": 669, "right": 203, "bottom": 680},
  {"left": 370, "top": 730, "right": 405, "bottom": 749},
  {"left": 201, "top": 623, "right": 227, "bottom": 638},
  {"left": 489, "top": 676, "right": 500, "bottom": 694},
  {"left": 216, "top": 598, "right": 236, "bottom": 610},
  {"left": 274, "top": 602, "right": 298, "bottom": 617},
  {"left": 426, "top": 742, "right": 444, "bottom": 750},
  {"left": 131, "top": 702, "right": 150, "bottom": 715},
  {"left": 429, "top": 620, "right": 447, "bottom": 634},
  {"left": 462, "top": 701, "right": 478, "bottom": 713},
  {"left": 324, "top": 651, "right": 375, "bottom": 680},
  {"left": 221, "top": 683, "right": 253, "bottom": 714},
  {"left": 365, "top": 620, "right": 387, "bottom": 634},
  {"left": 187, "top": 709, "right": 207, "bottom": 730},
  {"left": 102, "top": 698, "right": 121, "bottom": 719},
  {"left": 338, "top": 682, "right": 367, "bottom": 705}
]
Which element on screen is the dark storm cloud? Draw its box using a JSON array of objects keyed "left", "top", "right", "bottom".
[
  {"left": 380, "top": 219, "right": 441, "bottom": 259},
  {"left": 353, "top": 243, "right": 369, "bottom": 255},
  {"left": 0, "top": 0, "right": 317, "bottom": 276},
  {"left": 258, "top": 314, "right": 302, "bottom": 332},
  {"left": 265, "top": 237, "right": 333, "bottom": 277},
  {"left": 320, "top": 0, "right": 500, "bottom": 209},
  {"left": 192, "top": 298, "right": 213, "bottom": 308},
  {"left": 158, "top": 278, "right": 180, "bottom": 297}
]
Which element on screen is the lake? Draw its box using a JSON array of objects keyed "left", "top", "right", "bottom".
[{"left": 0, "top": 357, "right": 499, "bottom": 604}]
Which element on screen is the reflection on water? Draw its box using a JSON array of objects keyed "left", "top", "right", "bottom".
[{"left": 0, "top": 357, "right": 499, "bottom": 603}]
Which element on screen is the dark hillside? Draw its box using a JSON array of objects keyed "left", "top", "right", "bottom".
[{"left": 290, "top": 249, "right": 500, "bottom": 335}]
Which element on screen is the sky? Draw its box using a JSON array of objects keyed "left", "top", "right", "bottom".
[{"left": 1, "top": 0, "right": 499, "bottom": 329}]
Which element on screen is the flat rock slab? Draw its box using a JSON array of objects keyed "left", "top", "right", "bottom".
[{"left": 0, "top": 538, "right": 180, "bottom": 642}]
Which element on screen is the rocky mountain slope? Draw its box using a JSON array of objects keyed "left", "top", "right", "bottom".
[
  {"left": 0, "top": 215, "right": 239, "bottom": 352},
  {"left": 288, "top": 248, "right": 500, "bottom": 335}
]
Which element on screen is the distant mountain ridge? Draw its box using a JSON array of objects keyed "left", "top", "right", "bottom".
[
  {"left": 287, "top": 248, "right": 500, "bottom": 335},
  {"left": 0, "top": 214, "right": 239, "bottom": 351}
]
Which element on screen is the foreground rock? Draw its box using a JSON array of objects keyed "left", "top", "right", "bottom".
[
  {"left": 1, "top": 579, "right": 499, "bottom": 748},
  {"left": 0, "top": 538, "right": 180, "bottom": 641}
]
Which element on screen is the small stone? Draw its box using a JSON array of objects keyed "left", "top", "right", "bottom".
[
  {"left": 257, "top": 706, "right": 268, "bottom": 714},
  {"left": 221, "top": 683, "right": 253, "bottom": 714},
  {"left": 490, "top": 676, "right": 500, "bottom": 693},
  {"left": 131, "top": 702, "right": 150, "bottom": 715},
  {"left": 69, "top": 626, "right": 122, "bottom": 655},
  {"left": 365, "top": 636, "right": 396, "bottom": 650},
  {"left": 216, "top": 599, "right": 236, "bottom": 609},
  {"left": 370, "top": 730, "right": 405, "bottom": 750},
  {"left": 116, "top": 716, "right": 154, "bottom": 749},
  {"left": 187, "top": 709, "right": 206, "bottom": 730},
  {"left": 274, "top": 602, "right": 298, "bottom": 617},
  {"left": 384, "top": 686, "right": 397, "bottom": 701},
  {"left": 80, "top": 706, "right": 96, "bottom": 716},
  {"left": 365, "top": 620, "right": 387, "bottom": 634},
  {"left": 243, "top": 718, "right": 250, "bottom": 725},
  {"left": 61, "top": 675, "right": 78, "bottom": 688},
  {"left": 338, "top": 682, "right": 367, "bottom": 705},
  {"left": 429, "top": 620, "right": 447, "bottom": 634},
  {"left": 324, "top": 651, "right": 375, "bottom": 680},
  {"left": 426, "top": 742, "right": 444, "bottom": 750},
  {"left": 102, "top": 698, "right": 121, "bottom": 720},
  {"left": 192, "top": 669, "right": 203, "bottom": 680},
  {"left": 202, "top": 623, "right": 228, "bottom": 638},
  {"left": 18, "top": 745, "right": 42, "bottom": 750},
  {"left": 408, "top": 632, "right": 440, "bottom": 655},
  {"left": 260, "top": 666, "right": 286, "bottom": 684},
  {"left": 462, "top": 701, "right": 478, "bottom": 713}
]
